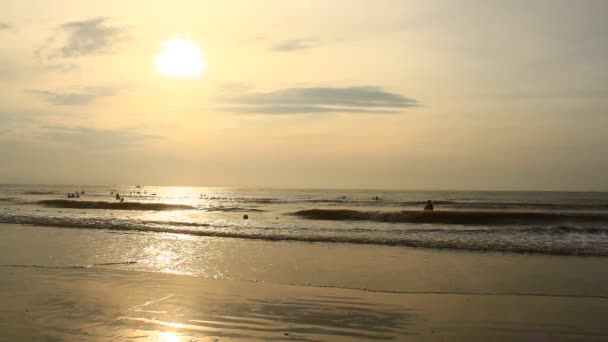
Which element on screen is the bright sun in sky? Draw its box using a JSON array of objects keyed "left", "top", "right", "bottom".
[{"left": 155, "top": 38, "right": 204, "bottom": 78}]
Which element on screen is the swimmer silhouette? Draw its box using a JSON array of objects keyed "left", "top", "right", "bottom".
[{"left": 424, "top": 200, "right": 434, "bottom": 211}]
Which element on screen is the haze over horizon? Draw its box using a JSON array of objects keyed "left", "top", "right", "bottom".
[{"left": 2, "top": 0, "right": 608, "bottom": 191}]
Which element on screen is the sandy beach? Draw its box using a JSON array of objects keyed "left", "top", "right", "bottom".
[
  {"left": 3, "top": 263, "right": 608, "bottom": 341},
  {"left": 2, "top": 223, "right": 608, "bottom": 341}
]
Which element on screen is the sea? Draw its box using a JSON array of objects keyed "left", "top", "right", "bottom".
[{"left": 2, "top": 184, "right": 608, "bottom": 257}]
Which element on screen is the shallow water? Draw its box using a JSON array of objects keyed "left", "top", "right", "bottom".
[
  {"left": 2, "top": 184, "right": 608, "bottom": 255},
  {"left": 2, "top": 223, "right": 608, "bottom": 297}
]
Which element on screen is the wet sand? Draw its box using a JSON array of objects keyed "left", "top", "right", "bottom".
[
  {"left": 2, "top": 223, "right": 608, "bottom": 340},
  {"left": 2, "top": 266, "right": 608, "bottom": 341}
]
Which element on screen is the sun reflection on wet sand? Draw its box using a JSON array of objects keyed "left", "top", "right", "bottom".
[
  {"left": 156, "top": 331, "right": 181, "bottom": 342},
  {"left": 3, "top": 261, "right": 608, "bottom": 341}
]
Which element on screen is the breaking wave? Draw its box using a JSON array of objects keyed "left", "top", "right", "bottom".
[
  {"left": 36, "top": 200, "right": 194, "bottom": 211},
  {"left": 291, "top": 209, "right": 608, "bottom": 225},
  {"left": 1, "top": 213, "right": 608, "bottom": 256},
  {"left": 22, "top": 191, "right": 60, "bottom": 195},
  {"left": 203, "top": 207, "right": 266, "bottom": 213},
  {"left": 405, "top": 201, "right": 608, "bottom": 211},
  {"left": 201, "top": 196, "right": 286, "bottom": 204}
]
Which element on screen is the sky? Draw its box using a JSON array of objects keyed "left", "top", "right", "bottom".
[{"left": 1, "top": 0, "right": 607, "bottom": 190}]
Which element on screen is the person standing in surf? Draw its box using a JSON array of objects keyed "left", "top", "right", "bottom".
[{"left": 424, "top": 200, "right": 434, "bottom": 211}]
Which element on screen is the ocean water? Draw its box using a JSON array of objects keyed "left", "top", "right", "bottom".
[{"left": 2, "top": 184, "right": 608, "bottom": 256}]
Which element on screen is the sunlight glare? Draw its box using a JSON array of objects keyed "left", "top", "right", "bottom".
[
  {"left": 155, "top": 39, "right": 204, "bottom": 78},
  {"left": 157, "top": 331, "right": 181, "bottom": 342}
]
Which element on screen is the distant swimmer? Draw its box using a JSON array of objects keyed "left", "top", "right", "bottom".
[
  {"left": 115, "top": 193, "right": 121, "bottom": 201},
  {"left": 373, "top": 196, "right": 380, "bottom": 201},
  {"left": 424, "top": 200, "right": 434, "bottom": 211},
  {"left": 342, "top": 195, "right": 346, "bottom": 199},
  {"left": 120, "top": 197, "right": 125, "bottom": 203}
]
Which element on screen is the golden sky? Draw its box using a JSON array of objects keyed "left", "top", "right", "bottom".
[{"left": 1, "top": 0, "right": 607, "bottom": 190}]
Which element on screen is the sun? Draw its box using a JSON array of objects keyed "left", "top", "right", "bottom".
[{"left": 155, "top": 39, "right": 205, "bottom": 78}]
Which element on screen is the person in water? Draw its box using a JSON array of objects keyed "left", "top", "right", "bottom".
[
  {"left": 424, "top": 200, "right": 434, "bottom": 211},
  {"left": 115, "top": 193, "right": 121, "bottom": 201}
]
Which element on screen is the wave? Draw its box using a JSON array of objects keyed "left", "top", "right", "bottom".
[
  {"left": 201, "top": 196, "right": 285, "bottom": 204},
  {"left": 0, "top": 261, "right": 137, "bottom": 269},
  {"left": 305, "top": 199, "right": 350, "bottom": 204},
  {"left": 1, "top": 213, "right": 608, "bottom": 256},
  {"left": 290, "top": 209, "right": 608, "bottom": 225},
  {"left": 21, "top": 191, "right": 60, "bottom": 195},
  {"left": 0, "top": 197, "right": 19, "bottom": 202},
  {"left": 326, "top": 199, "right": 608, "bottom": 211},
  {"left": 422, "top": 201, "right": 608, "bottom": 211},
  {"left": 203, "top": 207, "right": 266, "bottom": 213},
  {"left": 35, "top": 200, "right": 194, "bottom": 211},
  {"left": 222, "top": 198, "right": 608, "bottom": 211},
  {"left": 376, "top": 225, "right": 608, "bottom": 235}
]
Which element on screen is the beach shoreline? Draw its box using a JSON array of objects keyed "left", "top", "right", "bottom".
[
  {"left": 2, "top": 265, "right": 608, "bottom": 341},
  {"left": 2, "top": 223, "right": 608, "bottom": 340}
]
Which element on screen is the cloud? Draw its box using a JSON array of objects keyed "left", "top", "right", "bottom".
[
  {"left": 26, "top": 90, "right": 94, "bottom": 105},
  {"left": 26, "top": 86, "right": 125, "bottom": 106},
  {"left": 0, "top": 23, "right": 12, "bottom": 31},
  {"left": 40, "top": 125, "right": 161, "bottom": 149},
  {"left": 269, "top": 38, "right": 319, "bottom": 52},
  {"left": 0, "top": 111, "right": 35, "bottom": 127},
  {"left": 42, "top": 63, "right": 81, "bottom": 73},
  {"left": 218, "top": 106, "right": 398, "bottom": 115},
  {"left": 215, "top": 82, "right": 256, "bottom": 94},
  {"left": 57, "top": 17, "right": 127, "bottom": 57},
  {"left": 35, "top": 17, "right": 128, "bottom": 62},
  {"left": 0, "top": 112, "right": 160, "bottom": 151},
  {"left": 242, "top": 35, "right": 269, "bottom": 44},
  {"left": 214, "top": 86, "right": 418, "bottom": 114}
]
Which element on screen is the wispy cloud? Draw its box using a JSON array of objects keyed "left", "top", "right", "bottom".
[
  {"left": 215, "top": 82, "right": 256, "bottom": 94},
  {"left": 0, "top": 111, "right": 36, "bottom": 127},
  {"left": 215, "top": 86, "right": 418, "bottom": 114},
  {"left": 217, "top": 105, "right": 399, "bottom": 115},
  {"left": 26, "top": 90, "right": 94, "bottom": 105},
  {"left": 40, "top": 125, "right": 161, "bottom": 149},
  {"left": 56, "top": 17, "right": 128, "bottom": 57},
  {"left": 36, "top": 17, "right": 128, "bottom": 62},
  {"left": 41, "top": 63, "right": 81, "bottom": 73},
  {"left": 26, "top": 86, "right": 125, "bottom": 106},
  {"left": 269, "top": 38, "right": 320, "bottom": 52},
  {"left": 242, "top": 35, "right": 269, "bottom": 44}
]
